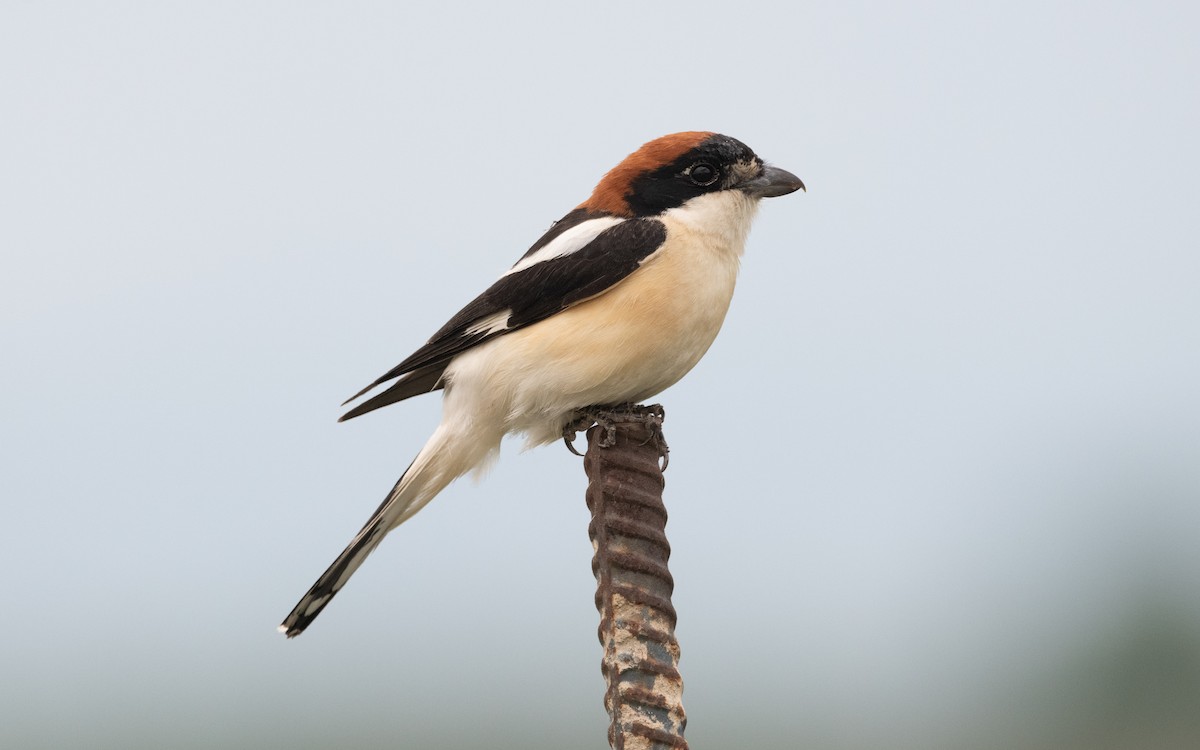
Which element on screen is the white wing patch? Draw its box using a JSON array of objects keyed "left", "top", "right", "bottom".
[
  {"left": 465, "top": 309, "right": 512, "bottom": 336},
  {"left": 503, "top": 216, "right": 625, "bottom": 277}
]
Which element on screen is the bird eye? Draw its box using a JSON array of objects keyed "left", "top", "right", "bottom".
[{"left": 688, "top": 162, "right": 718, "bottom": 186}]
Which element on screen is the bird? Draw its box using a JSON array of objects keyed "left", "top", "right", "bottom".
[{"left": 279, "top": 131, "right": 804, "bottom": 637}]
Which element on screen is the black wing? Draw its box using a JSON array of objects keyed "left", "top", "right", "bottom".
[{"left": 339, "top": 214, "right": 667, "bottom": 421}]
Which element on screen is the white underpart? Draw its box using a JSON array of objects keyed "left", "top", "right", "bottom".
[
  {"left": 385, "top": 190, "right": 761, "bottom": 529},
  {"left": 442, "top": 188, "right": 760, "bottom": 452},
  {"left": 465, "top": 309, "right": 512, "bottom": 336},
  {"left": 281, "top": 189, "right": 769, "bottom": 636},
  {"left": 502, "top": 215, "right": 625, "bottom": 276}
]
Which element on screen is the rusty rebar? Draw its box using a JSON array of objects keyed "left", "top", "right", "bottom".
[{"left": 581, "top": 404, "right": 687, "bottom": 750}]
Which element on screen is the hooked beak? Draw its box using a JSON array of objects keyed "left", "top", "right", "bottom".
[{"left": 738, "top": 165, "right": 805, "bottom": 198}]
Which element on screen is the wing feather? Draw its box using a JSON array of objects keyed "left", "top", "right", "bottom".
[{"left": 339, "top": 215, "right": 667, "bottom": 419}]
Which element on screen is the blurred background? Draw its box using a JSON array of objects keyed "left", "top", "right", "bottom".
[{"left": 2, "top": 2, "right": 1197, "bottom": 749}]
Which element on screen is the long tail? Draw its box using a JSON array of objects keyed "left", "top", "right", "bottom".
[{"left": 278, "top": 422, "right": 497, "bottom": 638}]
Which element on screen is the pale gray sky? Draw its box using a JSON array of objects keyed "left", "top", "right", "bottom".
[{"left": 3, "top": 3, "right": 1199, "bottom": 749}]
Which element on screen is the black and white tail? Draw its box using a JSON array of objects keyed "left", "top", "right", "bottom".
[
  {"left": 278, "top": 423, "right": 496, "bottom": 637},
  {"left": 278, "top": 466, "right": 409, "bottom": 638}
]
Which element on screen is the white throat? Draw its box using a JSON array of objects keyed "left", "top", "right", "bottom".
[{"left": 662, "top": 190, "right": 760, "bottom": 258}]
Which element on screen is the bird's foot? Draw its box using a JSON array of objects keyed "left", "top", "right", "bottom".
[{"left": 561, "top": 403, "right": 669, "bottom": 470}]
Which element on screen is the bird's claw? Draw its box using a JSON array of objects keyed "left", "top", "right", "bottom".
[
  {"left": 561, "top": 403, "right": 669, "bottom": 471},
  {"left": 562, "top": 415, "right": 590, "bottom": 457},
  {"left": 561, "top": 408, "right": 601, "bottom": 456}
]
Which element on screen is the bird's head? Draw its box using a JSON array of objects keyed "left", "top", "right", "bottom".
[{"left": 581, "top": 131, "right": 804, "bottom": 218}]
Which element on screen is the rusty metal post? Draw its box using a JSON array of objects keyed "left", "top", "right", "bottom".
[{"left": 580, "top": 404, "right": 687, "bottom": 750}]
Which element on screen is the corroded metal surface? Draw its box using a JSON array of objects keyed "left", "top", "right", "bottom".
[{"left": 583, "top": 405, "right": 687, "bottom": 750}]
